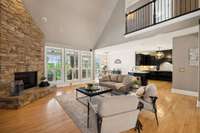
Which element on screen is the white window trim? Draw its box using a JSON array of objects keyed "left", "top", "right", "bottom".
[
  {"left": 80, "top": 51, "right": 93, "bottom": 81},
  {"left": 45, "top": 46, "right": 64, "bottom": 84},
  {"left": 45, "top": 46, "right": 93, "bottom": 85}
]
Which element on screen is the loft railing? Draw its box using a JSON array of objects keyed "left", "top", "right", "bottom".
[{"left": 126, "top": 0, "right": 200, "bottom": 34}]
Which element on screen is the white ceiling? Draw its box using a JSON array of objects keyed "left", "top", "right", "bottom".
[
  {"left": 126, "top": 0, "right": 140, "bottom": 8},
  {"left": 23, "top": 0, "right": 118, "bottom": 50}
]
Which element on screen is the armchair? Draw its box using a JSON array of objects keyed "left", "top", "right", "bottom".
[
  {"left": 138, "top": 84, "right": 159, "bottom": 125},
  {"left": 88, "top": 95, "right": 142, "bottom": 133}
]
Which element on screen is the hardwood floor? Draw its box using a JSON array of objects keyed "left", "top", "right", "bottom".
[{"left": 0, "top": 81, "right": 199, "bottom": 133}]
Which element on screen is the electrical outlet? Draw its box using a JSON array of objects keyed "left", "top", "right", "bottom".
[{"left": 179, "top": 67, "right": 185, "bottom": 72}]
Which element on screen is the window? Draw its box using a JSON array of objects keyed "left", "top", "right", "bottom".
[
  {"left": 46, "top": 47, "right": 63, "bottom": 82},
  {"left": 65, "top": 49, "right": 79, "bottom": 81},
  {"left": 95, "top": 54, "right": 108, "bottom": 78},
  {"left": 45, "top": 46, "right": 92, "bottom": 83},
  {"left": 81, "top": 52, "right": 92, "bottom": 80}
]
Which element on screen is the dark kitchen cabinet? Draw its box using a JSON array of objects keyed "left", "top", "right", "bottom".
[
  {"left": 136, "top": 50, "right": 172, "bottom": 66},
  {"left": 136, "top": 54, "right": 156, "bottom": 66},
  {"left": 148, "top": 71, "right": 172, "bottom": 81}
]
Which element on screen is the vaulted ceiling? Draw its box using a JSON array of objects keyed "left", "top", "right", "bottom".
[{"left": 23, "top": 0, "right": 118, "bottom": 50}]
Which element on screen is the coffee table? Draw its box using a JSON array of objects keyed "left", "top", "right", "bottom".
[
  {"left": 76, "top": 85, "right": 112, "bottom": 128},
  {"left": 76, "top": 86, "right": 112, "bottom": 103}
]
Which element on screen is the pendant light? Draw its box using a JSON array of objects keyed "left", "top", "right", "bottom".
[{"left": 155, "top": 47, "right": 165, "bottom": 59}]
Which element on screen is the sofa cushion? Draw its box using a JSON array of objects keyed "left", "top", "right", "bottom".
[
  {"left": 130, "top": 76, "right": 137, "bottom": 81},
  {"left": 122, "top": 76, "right": 132, "bottom": 85},
  {"left": 114, "top": 83, "right": 126, "bottom": 90},
  {"left": 101, "top": 75, "right": 111, "bottom": 81},
  {"left": 117, "top": 75, "right": 125, "bottom": 83},
  {"left": 110, "top": 74, "right": 118, "bottom": 82},
  {"left": 96, "top": 95, "right": 139, "bottom": 117},
  {"left": 99, "top": 82, "right": 116, "bottom": 89}
]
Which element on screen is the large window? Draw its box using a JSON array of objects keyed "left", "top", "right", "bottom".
[
  {"left": 81, "top": 52, "right": 92, "bottom": 80},
  {"left": 46, "top": 47, "right": 63, "bottom": 82},
  {"left": 45, "top": 46, "right": 92, "bottom": 83},
  {"left": 95, "top": 54, "right": 108, "bottom": 78},
  {"left": 65, "top": 49, "right": 79, "bottom": 81}
]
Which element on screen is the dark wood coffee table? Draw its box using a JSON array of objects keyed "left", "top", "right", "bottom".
[{"left": 76, "top": 85, "right": 112, "bottom": 128}]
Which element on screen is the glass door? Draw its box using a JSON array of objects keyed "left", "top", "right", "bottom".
[
  {"left": 64, "top": 49, "right": 79, "bottom": 81},
  {"left": 81, "top": 52, "right": 92, "bottom": 80},
  {"left": 95, "top": 54, "right": 108, "bottom": 79},
  {"left": 46, "top": 47, "right": 63, "bottom": 83}
]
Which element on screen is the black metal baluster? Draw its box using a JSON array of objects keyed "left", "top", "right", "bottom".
[
  {"left": 135, "top": 11, "right": 138, "bottom": 30},
  {"left": 145, "top": 6, "right": 147, "bottom": 27},
  {"left": 179, "top": 0, "right": 182, "bottom": 15},
  {"left": 195, "top": 0, "right": 198, "bottom": 9},
  {"left": 172, "top": 0, "right": 174, "bottom": 17},
  {"left": 143, "top": 7, "right": 145, "bottom": 28},
  {"left": 166, "top": 0, "right": 168, "bottom": 19},
  {"left": 185, "top": 0, "right": 186, "bottom": 13},
  {"left": 137, "top": 10, "right": 139, "bottom": 30},
  {"left": 153, "top": 0, "right": 156, "bottom": 24},
  {"left": 147, "top": 4, "right": 149, "bottom": 26},
  {"left": 125, "top": 13, "right": 127, "bottom": 33},
  {"left": 165, "top": 0, "right": 167, "bottom": 20},
  {"left": 139, "top": 9, "right": 141, "bottom": 29},
  {"left": 168, "top": 0, "right": 170, "bottom": 19},
  {"left": 132, "top": 13, "right": 135, "bottom": 30}
]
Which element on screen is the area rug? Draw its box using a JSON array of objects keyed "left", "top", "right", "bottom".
[{"left": 55, "top": 92, "right": 99, "bottom": 133}]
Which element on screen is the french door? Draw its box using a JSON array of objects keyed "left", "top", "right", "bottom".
[
  {"left": 45, "top": 46, "right": 92, "bottom": 83},
  {"left": 81, "top": 52, "right": 92, "bottom": 80},
  {"left": 64, "top": 49, "right": 79, "bottom": 81},
  {"left": 45, "top": 47, "right": 64, "bottom": 83}
]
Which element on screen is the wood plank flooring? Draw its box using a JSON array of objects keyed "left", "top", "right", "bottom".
[{"left": 0, "top": 81, "right": 199, "bottom": 133}]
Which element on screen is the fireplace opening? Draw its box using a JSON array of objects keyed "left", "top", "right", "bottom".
[{"left": 15, "top": 71, "right": 37, "bottom": 90}]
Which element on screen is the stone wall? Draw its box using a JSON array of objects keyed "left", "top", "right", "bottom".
[{"left": 0, "top": 0, "right": 44, "bottom": 96}]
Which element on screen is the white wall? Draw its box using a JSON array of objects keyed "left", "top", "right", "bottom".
[
  {"left": 96, "top": 26, "right": 199, "bottom": 74},
  {"left": 105, "top": 34, "right": 173, "bottom": 74},
  {"left": 108, "top": 50, "right": 134, "bottom": 74}
]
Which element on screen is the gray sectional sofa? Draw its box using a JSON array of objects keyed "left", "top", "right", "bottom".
[{"left": 99, "top": 74, "right": 138, "bottom": 94}]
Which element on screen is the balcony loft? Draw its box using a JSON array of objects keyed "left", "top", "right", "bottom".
[{"left": 125, "top": 0, "right": 200, "bottom": 35}]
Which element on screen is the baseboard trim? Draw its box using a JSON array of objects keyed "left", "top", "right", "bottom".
[
  {"left": 197, "top": 100, "right": 200, "bottom": 108},
  {"left": 171, "top": 88, "right": 198, "bottom": 97}
]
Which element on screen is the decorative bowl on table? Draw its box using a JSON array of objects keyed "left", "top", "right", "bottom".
[
  {"left": 87, "top": 83, "right": 93, "bottom": 89},
  {"left": 86, "top": 83, "right": 99, "bottom": 92}
]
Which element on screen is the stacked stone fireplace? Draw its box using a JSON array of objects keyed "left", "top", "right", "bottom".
[
  {"left": 0, "top": 0, "right": 44, "bottom": 97},
  {"left": 0, "top": 0, "right": 55, "bottom": 109}
]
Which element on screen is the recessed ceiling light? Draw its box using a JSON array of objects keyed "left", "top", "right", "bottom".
[{"left": 41, "top": 17, "right": 48, "bottom": 23}]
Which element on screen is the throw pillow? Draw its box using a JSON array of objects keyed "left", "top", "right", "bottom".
[
  {"left": 110, "top": 74, "right": 118, "bottom": 82},
  {"left": 101, "top": 75, "right": 110, "bottom": 81},
  {"left": 123, "top": 76, "right": 133, "bottom": 86},
  {"left": 136, "top": 87, "right": 145, "bottom": 97},
  {"left": 117, "top": 75, "right": 125, "bottom": 83}
]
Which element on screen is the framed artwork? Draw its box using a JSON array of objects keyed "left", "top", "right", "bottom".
[
  {"left": 189, "top": 48, "right": 199, "bottom": 66},
  {"left": 114, "top": 59, "right": 122, "bottom": 64}
]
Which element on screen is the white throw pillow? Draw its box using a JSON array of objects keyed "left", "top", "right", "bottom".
[{"left": 136, "top": 87, "right": 145, "bottom": 97}]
